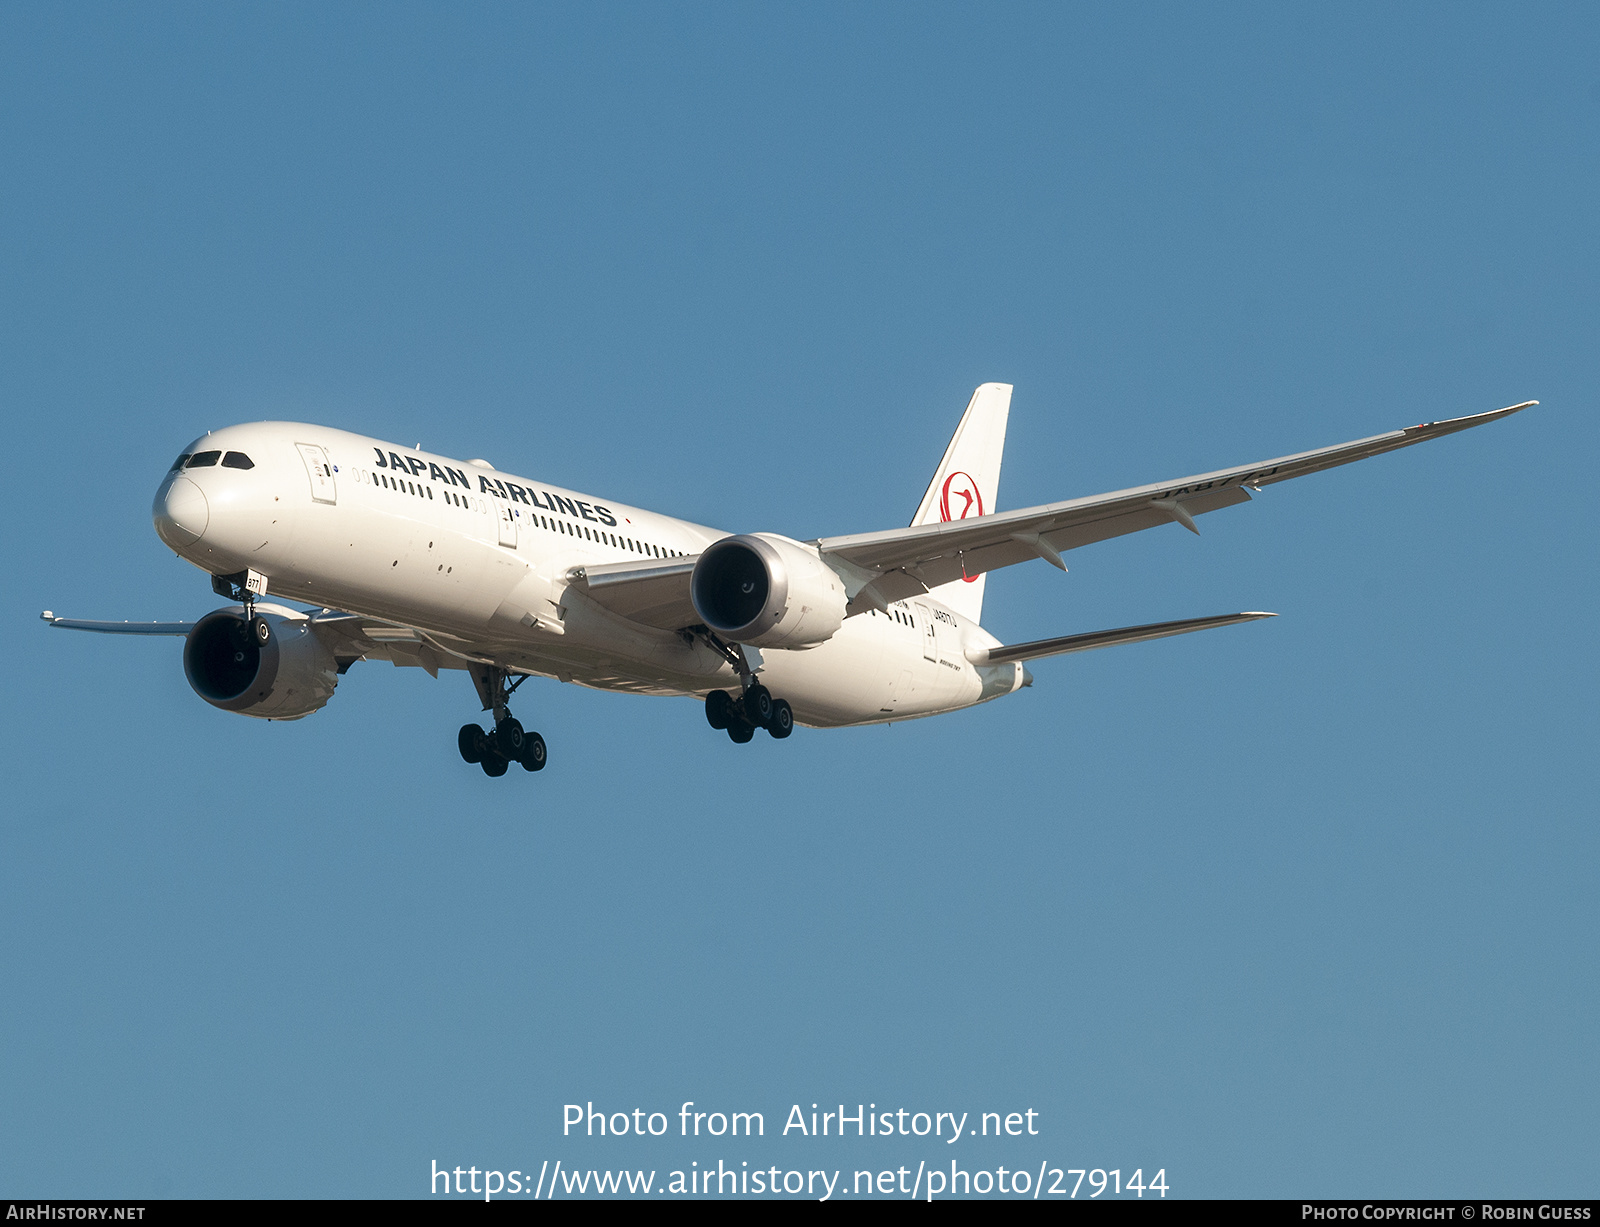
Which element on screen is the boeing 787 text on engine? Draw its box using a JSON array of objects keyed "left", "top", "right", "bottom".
[{"left": 43, "top": 385, "right": 1533, "bottom": 776}]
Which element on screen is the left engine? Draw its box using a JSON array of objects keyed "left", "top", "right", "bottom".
[
  {"left": 182, "top": 604, "right": 339, "bottom": 720},
  {"left": 690, "top": 533, "right": 848, "bottom": 649}
]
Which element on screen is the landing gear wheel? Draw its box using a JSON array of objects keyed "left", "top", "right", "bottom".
[
  {"left": 727, "top": 722, "right": 755, "bottom": 744},
  {"left": 458, "top": 724, "right": 485, "bottom": 764},
  {"left": 705, "top": 690, "right": 735, "bottom": 730},
  {"left": 520, "top": 731, "right": 547, "bottom": 772},
  {"left": 767, "top": 699, "right": 793, "bottom": 739},
  {"left": 481, "top": 754, "right": 509, "bottom": 777},
  {"left": 496, "top": 717, "right": 526, "bottom": 759},
  {"left": 251, "top": 615, "right": 271, "bottom": 644},
  {"left": 744, "top": 684, "right": 773, "bottom": 727}
]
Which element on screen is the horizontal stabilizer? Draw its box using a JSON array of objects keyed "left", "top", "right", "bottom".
[{"left": 969, "top": 611, "right": 1275, "bottom": 666}]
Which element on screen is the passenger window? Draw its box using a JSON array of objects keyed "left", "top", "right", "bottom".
[
  {"left": 169, "top": 454, "right": 191, "bottom": 471},
  {"left": 221, "top": 452, "right": 254, "bottom": 470},
  {"left": 186, "top": 451, "right": 221, "bottom": 468}
]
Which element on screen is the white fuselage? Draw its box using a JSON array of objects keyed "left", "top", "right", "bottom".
[{"left": 151, "top": 422, "right": 1024, "bottom": 727}]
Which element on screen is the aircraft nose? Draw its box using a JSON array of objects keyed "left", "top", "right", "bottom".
[{"left": 153, "top": 476, "right": 209, "bottom": 547}]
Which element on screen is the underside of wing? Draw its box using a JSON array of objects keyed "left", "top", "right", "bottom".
[
  {"left": 42, "top": 612, "right": 193, "bottom": 635},
  {"left": 301, "top": 611, "right": 487, "bottom": 676},
  {"left": 564, "top": 557, "right": 699, "bottom": 631},
  {"left": 971, "top": 611, "right": 1275, "bottom": 666},
  {"left": 821, "top": 401, "right": 1534, "bottom": 612}
]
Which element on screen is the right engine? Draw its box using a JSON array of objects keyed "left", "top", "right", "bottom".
[
  {"left": 183, "top": 604, "right": 339, "bottom": 720},
  {"left": 690, "top": 533, "right": 848, "bottom": 649}
]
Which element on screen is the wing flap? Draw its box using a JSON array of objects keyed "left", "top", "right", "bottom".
[{"left": 971, "top": 611, "right": 1276, "bottom": 666}]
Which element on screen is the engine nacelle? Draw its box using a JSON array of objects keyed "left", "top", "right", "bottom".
[
  {"left": 690, "top": 533, "right": 847, "bottom": 649},
  {"left": 183, "top": 604, "right": 339, "bottom": 720}
]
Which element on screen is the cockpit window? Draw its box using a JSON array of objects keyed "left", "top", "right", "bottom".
[
  {"left": 186, "top": 451, "right": 221, "bottom": 468},
  {"left": 169, "top": 454, "right": 192, "bottom": 472},
  {"left": 221, "top": 451, "right": 254, "bottom": 470}
]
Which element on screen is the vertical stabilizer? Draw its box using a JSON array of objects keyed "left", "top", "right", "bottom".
[{"left": 910, "top": 382, "right": 1011, "bottom": 624}]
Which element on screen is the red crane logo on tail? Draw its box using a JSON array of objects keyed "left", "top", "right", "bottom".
[
  {"left": 940, "top": 471, "right": 983, "bottom": 522},
  {"left": 939, "top": 471, "right": 984, "bottom": 582}
]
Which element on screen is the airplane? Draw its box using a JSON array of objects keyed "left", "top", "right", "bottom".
[{"left": 42, "top": 384, "right": 1533, "bottom": 777}]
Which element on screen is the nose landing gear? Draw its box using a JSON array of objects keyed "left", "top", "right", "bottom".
[{"left": 460, "top": 666, "right": 548, "bottom": 776}]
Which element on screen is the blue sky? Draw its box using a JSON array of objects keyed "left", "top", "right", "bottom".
[{"left": 1, "top": 2, "right": 1594, "bottom": 1198}]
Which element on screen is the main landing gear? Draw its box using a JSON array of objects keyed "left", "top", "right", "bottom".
[
  {"left": 692, "top": 629, "right": 793, "bottom": 744},
  {"left": 459, "top": 666, "right": 547, "bottom": 777},
  {"left": 705, "top": 683, "right": 793, "bottom": 743}
]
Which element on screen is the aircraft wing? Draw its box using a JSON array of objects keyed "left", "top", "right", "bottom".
[
  {"left": 969, "top": 611, "right": 1275, "bottom": 666},
  {"left": 564, "top": 557, "right": 699, "bottom": 631},
  {"left": 42, "top": 612, "right": 193, "bottom": 635},
  {"left": 819, "top": 402, "right": 1534, "bottom": 610},
  {"left": 42, "top": 608, "right": 479, "bottom": 676}
]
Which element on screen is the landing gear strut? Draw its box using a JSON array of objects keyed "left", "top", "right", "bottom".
[
  {"left": 211, "top": 567, "right": 268, "bottom": 623},
  {"left": 460, "top": 666, "right": 548, "bottom": 776}
]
